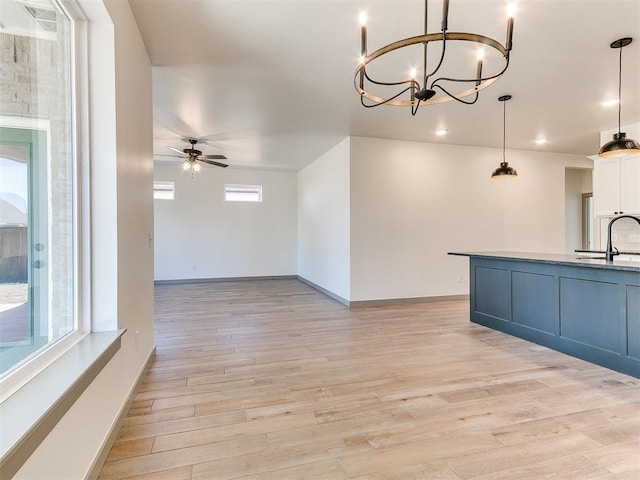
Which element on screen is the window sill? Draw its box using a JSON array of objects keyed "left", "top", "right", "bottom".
[{"left": 0, "top": 329, "right": 125, "bottom": 479}]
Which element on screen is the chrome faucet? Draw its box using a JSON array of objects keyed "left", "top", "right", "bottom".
[{"left": 606, "top": 215, "right": 640, "bottom": 261}]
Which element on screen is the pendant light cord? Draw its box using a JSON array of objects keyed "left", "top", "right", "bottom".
[
  {"left": 617, "top": 44, "right": 622, "bottom": 135},
  {"left": 502, "top": 99, "right": 506, "bottom": 164}
]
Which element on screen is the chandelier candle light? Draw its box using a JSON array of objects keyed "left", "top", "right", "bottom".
[{"left": 355, "top": 0, "right": 515, "bottom": 115}]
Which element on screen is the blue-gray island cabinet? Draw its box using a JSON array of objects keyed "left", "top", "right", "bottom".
[{"left": 449, "top": 252, "right": 640, "bottom": 378}]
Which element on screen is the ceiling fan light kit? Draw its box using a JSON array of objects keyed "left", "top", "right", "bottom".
[
  {"left": 598, "top": 37, "right": 640, "bottom": 158},
  {"left": 355, "top": 0, "right": 515, "bottom": 115},
  {"left": 182, "top": 158, "right": 201, "bottom": 175},
  {"left": 168, "top": 138, "right": 229, "bottom": 177},
  {"left": 491, "top": 94, "right": 517, "bottom": 179}
]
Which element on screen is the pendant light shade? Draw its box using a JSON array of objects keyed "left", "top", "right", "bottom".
[
  {"left": 491, "top": 161, "right": 518, "bottom": 178},
  {"left": 598, "top": 37, "right": 640, "bottom": 157},
  {"left": 491, "top": 95, "right": 517, "bottom": 179},
  {"left": 598, "top": 132, "right": 640, "bottom": 158}
]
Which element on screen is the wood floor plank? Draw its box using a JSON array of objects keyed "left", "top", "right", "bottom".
[
  {"left": 350, "top": 462, "right": 459, "bottom": 480},
  {"left": 121, "top": 406, "right": 196, "bottom": 428},
  {"left": 590, "top": 470, "right": 640, "bottom": 480},
  {"left": 98, "top": 434, "right": 268, "bottom": 479},
  {"left": 190, "top": 435, "right": 374, "bottom": 480},
  {"left": 365, "top": 411, "right": 508, "bottom": 449},
  {"left": 134, "top": 378, "right": 258, "bottom": 403},
  {"left": 117, "top": 409, "right": 246, "bottom": 443},
  {"left": 122, "top": 466, "right": 192, "bottom": 480},
  {"left": 137, "top": 378, "right": 188, "bottom": 393},
  {"left": 105, "top": 438, "right": 155, "bottom": 462},
  {"left": 151, "top": 412, "right": 317, "bottom": 453},
  {"left": 464, "top": 454, "right": 609, "bottom": 480},
  {"left": 489, "top": 409, "right": 617, "bottom": 446},
  {"left": 220, "top": 458, "right": 349, "bottom": 480},
  {"left": 97, "top": 279, "right": 640, "bottom": 480},
  {"left": 339, "top": 432, "right": 502, "bottom": 477},
  {"left": 583, "top": 441, "right": 640, "bottom": 473},
  {"left": 445, "top": 432, "right": 603, "bottom": 479},
  {"left": 581, "top": 417, "right": 640, "bottom": 446},
  {"left": 266, "top": 410, "right": 414, "bottom": 450}
]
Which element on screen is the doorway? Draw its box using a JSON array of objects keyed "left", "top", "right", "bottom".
[
  {"left": 582, "top": 193, "right": 594, "bottom": 250},
  {"left": 564, "top": 167, "right": 593, "bottom": 253},
  {"left": 0, "top": 127, "right": 50, "bottom": 372}
]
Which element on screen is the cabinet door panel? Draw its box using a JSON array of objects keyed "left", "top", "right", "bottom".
[
  {"left": 620, "top": 156, "right": 640, "bottom": 215},
  {"left": 559, "top": 277, "right": 620, "bottom": 354},
  {"left": 593, "top": 158, "right": 621, "bottom": 217}
]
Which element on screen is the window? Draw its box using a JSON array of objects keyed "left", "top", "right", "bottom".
[
  {"left": 153, "top": 181, "right": 175, "bottom": 200},
  {"left": 0, "top": 0, "right": 76, "bottom": 378},
  {"left": 225, "top": 184, "right": 263, "bottom": 203}
]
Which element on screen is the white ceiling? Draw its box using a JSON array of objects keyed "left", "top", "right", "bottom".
[{"left": 128, "top": 0, "right": 640, "bottom": 171}]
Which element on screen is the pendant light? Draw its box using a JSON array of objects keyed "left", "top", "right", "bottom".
[
  {"left": 491, "top": 95, "right": 517, "bottom": 178},
  {"left": 598, "top": 37, "right": 640, "bottom": 157}
]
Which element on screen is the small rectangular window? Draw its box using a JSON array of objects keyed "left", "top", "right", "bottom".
[
  {"left": 225, "top": 184, "right": 262, "bottom": 203},
  {"left": 153, "top": 181, "right": 175, "bottom": 200}
]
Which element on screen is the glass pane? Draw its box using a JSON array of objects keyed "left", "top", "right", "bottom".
[
  {"left": 225, "top": 185, "right": 262, "bottom": 203},
  {"left": 153, "top": 182, "right": 175, "bottom": 200},
  {"left": 0, "top": 0, "right": 74, "bottom": 377},
  {"left": 0, "top": 149, "right": 29, "bottom": 348}
]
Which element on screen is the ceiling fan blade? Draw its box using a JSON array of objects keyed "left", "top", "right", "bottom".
[
  {"left": 154, "top": 154, "right": 188, "bottom": 159},
  {"left": 168, "top": 146, "right": 186, "bottom": 155},
  {"left": 200, "top": 154, "right": 227, "bottom": 160},
  {"left": 200, "top": 159, "right": 229, "bottom": 168}
]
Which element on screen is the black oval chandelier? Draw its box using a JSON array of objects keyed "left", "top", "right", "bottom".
[{"left": 355, "top": 0, "right": 515, "bottom": 116}]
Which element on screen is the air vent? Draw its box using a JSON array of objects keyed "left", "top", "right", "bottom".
[{"left": 23, "top": 4, "right": 57, "bottom": 33}]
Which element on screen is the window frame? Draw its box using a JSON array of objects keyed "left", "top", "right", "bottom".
[
  {"left": 0, "top": 1, "right": 131, "bottom": 477},
  {"left": 224, "top": 184, "right": 263, "bottom": 203},
  {"left": 0, "top": 0, "right": 86, "bottom": 399},
  {"left": 153, "top": 181, "right": 175, "bottom": 200}
]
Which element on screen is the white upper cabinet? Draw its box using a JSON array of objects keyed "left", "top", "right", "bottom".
[
  {"left": 593, "top": 157, "right": 620, "bottom": 216},
  {"left": 621, "top": 155, "right": 640, "bottom": 215},
  {"left": 593, "top": 155, "right": 640, "bottom": 217}
]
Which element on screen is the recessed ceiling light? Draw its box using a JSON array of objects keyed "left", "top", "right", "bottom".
[
  {"left": 435, "top": 129, "right": 448, "bottom": 136},
  {"left": 534, "top": 138, "right": 547, "bottom": 145},
  {"left": 601, "top": 99, "right": 618, "bottom": 107}
]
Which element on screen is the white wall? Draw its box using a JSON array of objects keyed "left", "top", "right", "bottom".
[
  {"left": 154, "top": 165, "right": 297, "bottom": 281},
  {"left": 349, "top": 136, "right": 592, "bottom": 302},
  {"left": 297, "top": 138, "right": 350, "bottom": 301},
  {"left": 15, "top": 1, "right": 155, "bottom": 478}
]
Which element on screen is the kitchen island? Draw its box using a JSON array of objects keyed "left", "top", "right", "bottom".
[{"left": 449, "top": 252, "right": 640, "bottom": 378}]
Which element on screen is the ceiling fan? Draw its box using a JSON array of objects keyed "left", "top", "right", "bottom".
[{"left": 168, "top": 138, "right": 228, "bottom": 175}]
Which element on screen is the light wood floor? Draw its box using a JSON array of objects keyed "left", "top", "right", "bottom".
[{"left": 98, "top": 279, "right": 640, "bottom": 480}]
